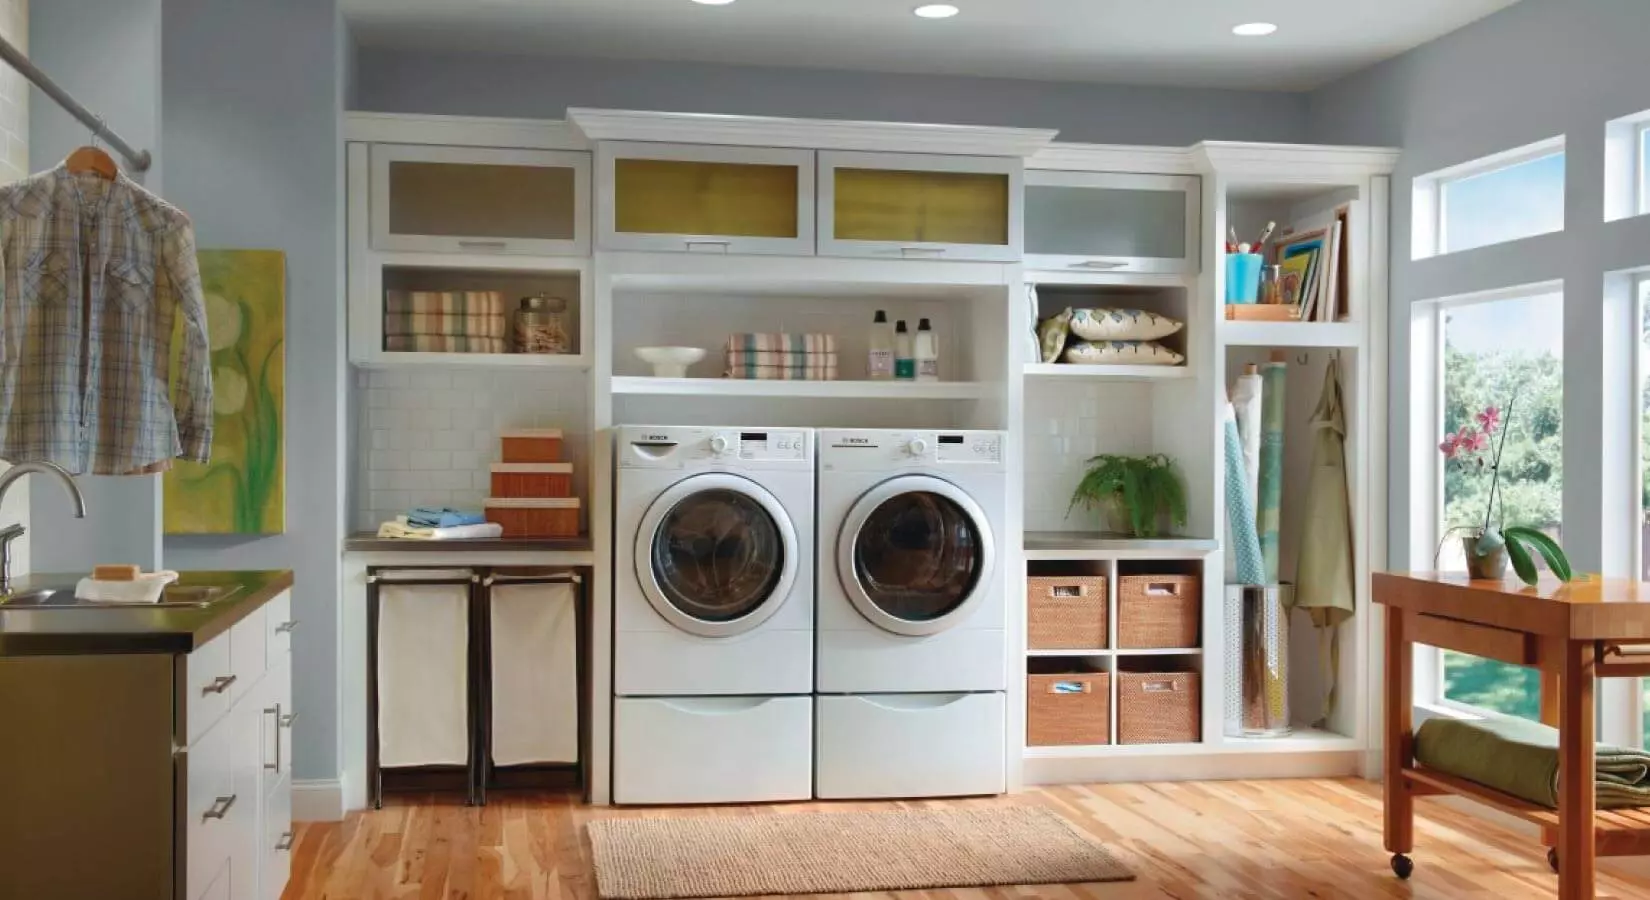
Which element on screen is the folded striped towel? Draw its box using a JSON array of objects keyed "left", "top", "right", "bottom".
[
  {"left": 384, "top": 291, "right": 510, "bottom": 339},
  {"left": 385, "top": 335, "right": 511, "bottom": 354},
  {"left": 725, "top": 350, "right": 841, "bottom": 367},
  {"left": 725, "top": 360, "right": 840, "bottom": 380},
  {"left": 724, "top": 333, "right": 838, "bottom": 356}
]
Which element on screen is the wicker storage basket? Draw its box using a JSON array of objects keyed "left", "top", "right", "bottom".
[
  {"left": 1117, "top": 671, "right": 1200, "bottom": 744},
  {"left": 500, "top": 429, "right": 564, "bottom": 464},
  {"left": 484, "top": 498, "right": 581, "bottom": 538},
  {"left": 1026, "top": 575, "right": 1107, "bottom": 650},
  {"left": 1026, "top": 669, "right": 1110, "bottom": 746},
  {"left": 490, "top": 463, "right": 574, "bottom": 498},
  {"left": 1118, "top": 574, "right": 1200, "bottom": 649}
]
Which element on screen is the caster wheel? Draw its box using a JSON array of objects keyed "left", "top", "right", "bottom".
[
  {"left": 1391, "top": 854, "right": 1414, "bottom": 880},
  {"left": 1548, "top": 848, "right": 1559, "bottom": 873}
]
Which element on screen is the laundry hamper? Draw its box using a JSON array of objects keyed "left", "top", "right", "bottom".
[{"left": 1026, "top": 574, "right": 1107, "bottom": 650}]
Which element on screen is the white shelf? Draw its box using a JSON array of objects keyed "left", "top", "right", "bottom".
[
  {"left": 610, "top": 376, "right": 992, "bottom": 400},
  {"left": 1025, "top": 727, "right": 1360, "bottom": 759},
  {"left": 1023, "top": 531, "right": 1218, "bottom": 560},
  {"left": 1220, "top": 320, "right": 1362, "bottom": 349},
  {"left": 1027, "top": 647, "right": 1202, "bottom": 657},
  {"left": 354, "top": 352, "right": 591, "bottom": 371},
  {"left": 1023, "top": 363, "right": 1191, "bottom": 382},
  {"left": 1025, "top": 269, "right": 1196, "bottom": 290}
]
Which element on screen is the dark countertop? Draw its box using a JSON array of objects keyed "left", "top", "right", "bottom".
[
  {"left": 0, "top": 570, "right": 294, "bottom": 657},
  {"left": 344, "top": 533, "right": 593, "bottom": 554}
]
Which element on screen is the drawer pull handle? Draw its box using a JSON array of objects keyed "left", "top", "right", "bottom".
[
  {"left": 280, "top": 711, "right": 299, "bottom": 729},
  {"left": 1050, "top": 680, "right": 1091, "bottom": 694},
  {"left": 1073, "top": 260, "right": 1128, "bottom": 270},
  {"left": 1050, "top": 584, "right": 1086, "bottom": 598},
  {"left": 202, "top": 794, "right": 237, "bottom": 822},
  {"left": 201, "top": 674, "right": 237, "bottom": 696},
  {"left": 275, "top": 619, "right": 299, "bottom": 635},
  {"left": 457, "top": 240, "right": 509, "bottom": 250},
  {"left": 899, "top": 246, "right": 946, "bottom": 258},
  {"left": 1143, "top": 680, "right": 1181, "bottom": 693},
  {"left": 275, "top": 831, "right": 296, "bottom": 852},
  {"left": 263, "top": 704, "right": 283, "bottom": 772},
  {"left": 1145, "top": 582, "right": 1181, "bottom": 596},
  {"left": 684, "top": 239, "right": 731, "bottom": 253}
]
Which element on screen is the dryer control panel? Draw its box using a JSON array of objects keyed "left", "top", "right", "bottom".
[
  {"left": 819, "top": 429, "right": 1005, "bottom": 470},
  {"left": 619, "top": 425, "right": 813, "bottom": 469}
]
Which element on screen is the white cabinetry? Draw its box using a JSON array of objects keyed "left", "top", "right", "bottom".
[
  {"left": 817, "top": 150, "right": 1024, "bottom": 262},
  {"left": 370, "top": 145, "right": 590, "bottom": 257},
  {"left": 1023, "top": 171, "right": 1200, "bottom": 274}
]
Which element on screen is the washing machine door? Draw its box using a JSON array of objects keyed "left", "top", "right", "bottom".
[
  {"left": 837, "top": 474, "right": 996, "bottom": 637},
  {"left": 636, "top": 472, "right": 799, "bottom": 638}
]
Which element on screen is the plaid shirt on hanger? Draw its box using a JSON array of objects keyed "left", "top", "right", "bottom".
[{"left": 0, "top": 165, "right": 213, "bottom": 475}]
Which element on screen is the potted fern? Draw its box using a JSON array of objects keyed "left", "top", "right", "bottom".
[
  {"left": 1439, "top": 394, "right": 1573, "bottom": 585},
  {"left": 1067, "top": 453, "right": 1188, "bottom": 538}
]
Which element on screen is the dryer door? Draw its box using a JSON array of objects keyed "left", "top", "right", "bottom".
[
  {"left": 636, "top": 472, "right": 800, "bottom": 638},
  {"left": 837, "top": 474, "right": 996, "bottom": 637}
]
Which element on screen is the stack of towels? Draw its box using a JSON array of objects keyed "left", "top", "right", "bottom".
[
  {"left": 377, "top": 507, "right": 503, "bottom": 540},
  {"left": 724, "top": 333, "right": 838, "bottom": 380},
  {"left": 384, "top": 290, "right": 509, "bottom": 353}
]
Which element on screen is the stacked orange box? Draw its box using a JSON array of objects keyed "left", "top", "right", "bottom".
[{"left": 484, "top": 429, "right": 581, "bottom": 538}]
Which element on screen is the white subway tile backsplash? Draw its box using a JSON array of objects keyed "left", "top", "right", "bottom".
[
  {"left": 407, "top": 372, "right": 450, "bottom": 391},
  {"left": 370, "top": 449, "right": 408, "bottom": 471},
  {"left": 1023, "top": 380, "right": 1154, "bottom": 532},
  {"left": 409, "top": 449, "right": 452, "bottom": 470},
  {"left": 431, "top": 430, "right": 471, "bottom": 451}
]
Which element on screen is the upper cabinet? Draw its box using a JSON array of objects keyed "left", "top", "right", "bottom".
[
  {"left": 1023, "top": 171, "right": 1201, "bottom": 275},
  {"left": 818, "top": 151, "right": 1023, "bottom": 262},
  {"left": 597, "top": 142, "right": 816, "bottom": 255},
  {"left": 371, "top": 145, "right": 591, "bottom": 257}
]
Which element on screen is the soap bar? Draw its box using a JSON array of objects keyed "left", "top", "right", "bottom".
[{"left": 92, "top": 564, "right": 140, "bottom": 582}]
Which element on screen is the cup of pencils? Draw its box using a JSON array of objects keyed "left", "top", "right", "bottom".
[{"left": 1224, "top": 222, "right": 1276, "bottom": 304}]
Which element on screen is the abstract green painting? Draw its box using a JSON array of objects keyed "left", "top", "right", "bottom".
[{"left": 164, "top": 250, "right": 286, "bottom": 535}]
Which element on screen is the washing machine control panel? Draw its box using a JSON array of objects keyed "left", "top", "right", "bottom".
[
  {"left": 821, "top": 430, "right": 1004, "bottom": 468},
  {"left": 937, "top": 432, "right": 1003, "bottom": 463},
  {"left": 619, "top": 426, "right": 812, "bottom": 468},
  {"left": 734, "top": 430, "right": 809, "bottom": 461}
]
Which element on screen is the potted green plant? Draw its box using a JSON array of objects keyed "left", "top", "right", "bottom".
[
  {"left": 1067, "top": 453, "right": 1188, "bottom": 538},
  {"left": 1439, "top": 395, "right": 1573, "bottom": 585}
]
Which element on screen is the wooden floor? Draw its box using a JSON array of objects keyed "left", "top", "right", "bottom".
[{"left": 283, "top": 779, "right": 1650, "bottom": 899}]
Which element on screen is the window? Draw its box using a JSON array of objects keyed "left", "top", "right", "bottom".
[
  {"left": 1412, "top": 136, "right": 1566, "bottom": 259},
  {"left": 1639, "top": 124, "right": 1650, "bottom": 216},
  {"left": 1435, "top": 291, "right": 1565, "bottom": 719}
]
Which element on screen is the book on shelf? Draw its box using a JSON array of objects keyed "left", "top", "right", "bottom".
[{"left": 1274, "top": 205, "right": 1353, "bottom": 323}]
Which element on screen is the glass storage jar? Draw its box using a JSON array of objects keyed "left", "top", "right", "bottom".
[{"left": 514, "top": 294, "right": 570, "bottom": 354}]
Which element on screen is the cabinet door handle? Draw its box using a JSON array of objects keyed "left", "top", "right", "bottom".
[
  {"left": 275, "top": 619, "right": 299, "bottom": 635},
  {"left": 684, "top": 239, "right": 731, "bottom": 253},
  {"left": 201, "top": 674, "right": 237, "bottom": 696},
  {"left": 275, "top": 831, "right": 296, "bottom": 852},
  {"left": 202, "top": 794, "right": 237, "bottom": 822},
  {"left": 1072, "top": 259, "right": 1127, "bottom": 270},
  {"left": 280, "top": 711, "right": 299, "bottom": 729},
  {"left": 457, "top": 240, "right": 509, "bottom": 250},
  {"left": 264, "top": 704, "right": 282, "bottom": 772},
  {"left": 899, "top": 247, "right": 946, "bottom": 258}
]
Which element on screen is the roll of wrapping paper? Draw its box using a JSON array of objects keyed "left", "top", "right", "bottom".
[
  {"left": 1223, "top": 402, "right": 1265, "bottom": 587},
  {"left": 1257, "top": 357, "right": 1289, "bottom": 583},
  {"left": 1225, "top": 365, "right": 1265, "bottom": 582}
]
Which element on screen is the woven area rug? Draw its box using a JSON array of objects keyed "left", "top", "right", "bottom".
[{"left": 586, "top": 806, "right": 1134, "bottom": 899}]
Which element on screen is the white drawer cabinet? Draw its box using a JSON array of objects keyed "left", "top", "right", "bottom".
[
  {"left": 1023, "top": 170, "right": 1201, "bottom": 274},
  {"left": 597, "top": 141, "right": 816, "bottom": 255},
  {"left": 370, "top": 144, "right": 591, "bottom": 257},
  {"left": 818, "top": 150, "right": 1023, "bottom": 261}
]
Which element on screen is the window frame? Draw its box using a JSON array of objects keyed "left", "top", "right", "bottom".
[
  {"left": 1411, "top": 135, "right": 1567, "bottom": 260},
  {"left": 1637, "top": 123, "right": 1650, "bottom": 217}
]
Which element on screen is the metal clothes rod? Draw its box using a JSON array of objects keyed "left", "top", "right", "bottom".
[{"left": 0, "top": 35, "right": 152, "bottom": 172}]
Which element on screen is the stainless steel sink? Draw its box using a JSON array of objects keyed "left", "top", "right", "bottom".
[{"left": 1, "top": 584, "right": 243, "bottom": 609}]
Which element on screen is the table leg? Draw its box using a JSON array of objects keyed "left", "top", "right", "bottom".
[
  {"left": 1384, "top": 607, "right": 1414, "bottom": 864},
  {"left": 1558, "top": 640, "right": 1596, "bottom": 899},
  {"left": 1541, "top": 666, "right": 1561, "bottom": 852}
]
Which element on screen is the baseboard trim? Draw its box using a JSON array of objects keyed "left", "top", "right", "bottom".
[
  {"left": 1024, "top": 749, "right": 1362, "bottom": 785},
  {"left": 294, "top": 778, "right": 346, "bottom": 822}
]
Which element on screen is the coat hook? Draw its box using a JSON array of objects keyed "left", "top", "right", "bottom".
[{"left": 1296, "top": 352, "right": 1310, "bottom": 366}]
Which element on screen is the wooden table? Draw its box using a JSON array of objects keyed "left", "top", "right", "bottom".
[{"left": 1377, "top": 572, "right": 1650, "bottom": 899}]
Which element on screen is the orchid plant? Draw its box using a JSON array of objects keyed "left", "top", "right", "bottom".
[{"left": 1439, "top": 394, "right": 1573, "bottom": 585}]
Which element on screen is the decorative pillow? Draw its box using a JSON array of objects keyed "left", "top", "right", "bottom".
[
  {"left": 1037, "top": 307, "right": 1073, "bottom": 365},
  {"left": 1069, "top": 308, "right": 1185, "bottom": 342},
  {"left": 1063, "top": 340, "right": 1186, "bottom": 367}
]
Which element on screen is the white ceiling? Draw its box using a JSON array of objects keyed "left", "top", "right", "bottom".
[{"left": 343, "top": 0, "right": 1518, "bottom": 92}]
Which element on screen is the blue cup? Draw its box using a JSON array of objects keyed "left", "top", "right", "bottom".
[{"left": 1226, "top": 252, "right": 1264, "bottom": 304}]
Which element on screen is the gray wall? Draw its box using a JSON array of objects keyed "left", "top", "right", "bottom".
[
  {"left": 28, "top": 0, "right": 166, "bottom": 574},
  {"left": 160, "top": 0, "right": 344, "bottom": 782},
  {"left": 354, "top": 48, "right": 1311, "bottom": 146},
  {"left": 1307, "top": 0, "right": 1650, "bottom": 576}
]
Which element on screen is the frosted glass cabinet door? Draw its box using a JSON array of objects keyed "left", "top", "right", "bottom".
[
  {"left": 597, "top": 141, "right": 816, "bottom": 255},
  {"left": 1024, "top": 171, "right": 1200, "bottom": 274},
  {"left": 370, "top": 145, "right": 591, "bottom": 256},
  {"left": 819, "top": 151, "right": 1023, "bottom": 262}
]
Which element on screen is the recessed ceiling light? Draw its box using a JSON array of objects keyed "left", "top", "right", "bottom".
[
  {"left": 1232, "top": 22, "right": 1278, "bottom": 36},
  {"left": 690, "top": 0, "right": 736, "bottom": 5},
  {"left": 914, "top": 4, "right": 961, "bottom": 19}
]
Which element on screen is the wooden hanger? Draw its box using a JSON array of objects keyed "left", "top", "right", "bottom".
[{"left": 64, "top": 121, "right": 118, "bottom": 179}]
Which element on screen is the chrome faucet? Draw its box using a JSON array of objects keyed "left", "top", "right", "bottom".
[{"left": 0, "top": 461, "right": 88, "bottom": 594}]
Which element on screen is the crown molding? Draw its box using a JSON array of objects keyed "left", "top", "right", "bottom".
[
  {"left": 344, "top": 112, "right": 587, "bottom": 150},
  {"left": 1028, "top": 142, "right": 1196, "bottom": 175},
  {"left": 1192, "top": 141, "right": 1401, "bottom": 181},
  {"left": 568, "top": 108, "right": 1058, "bottom": 157}
]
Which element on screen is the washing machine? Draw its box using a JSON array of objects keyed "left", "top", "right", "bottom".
[
  {"left": 612, "top": 425, "right": 814, "bottom": 804},
  {"left": 814, "top": 429, "right": 1009, "bottom": 799}
]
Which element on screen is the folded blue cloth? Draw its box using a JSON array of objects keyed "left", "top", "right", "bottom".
[{"left": 407, "top": 507, "right": 485, "bottom": 529}]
